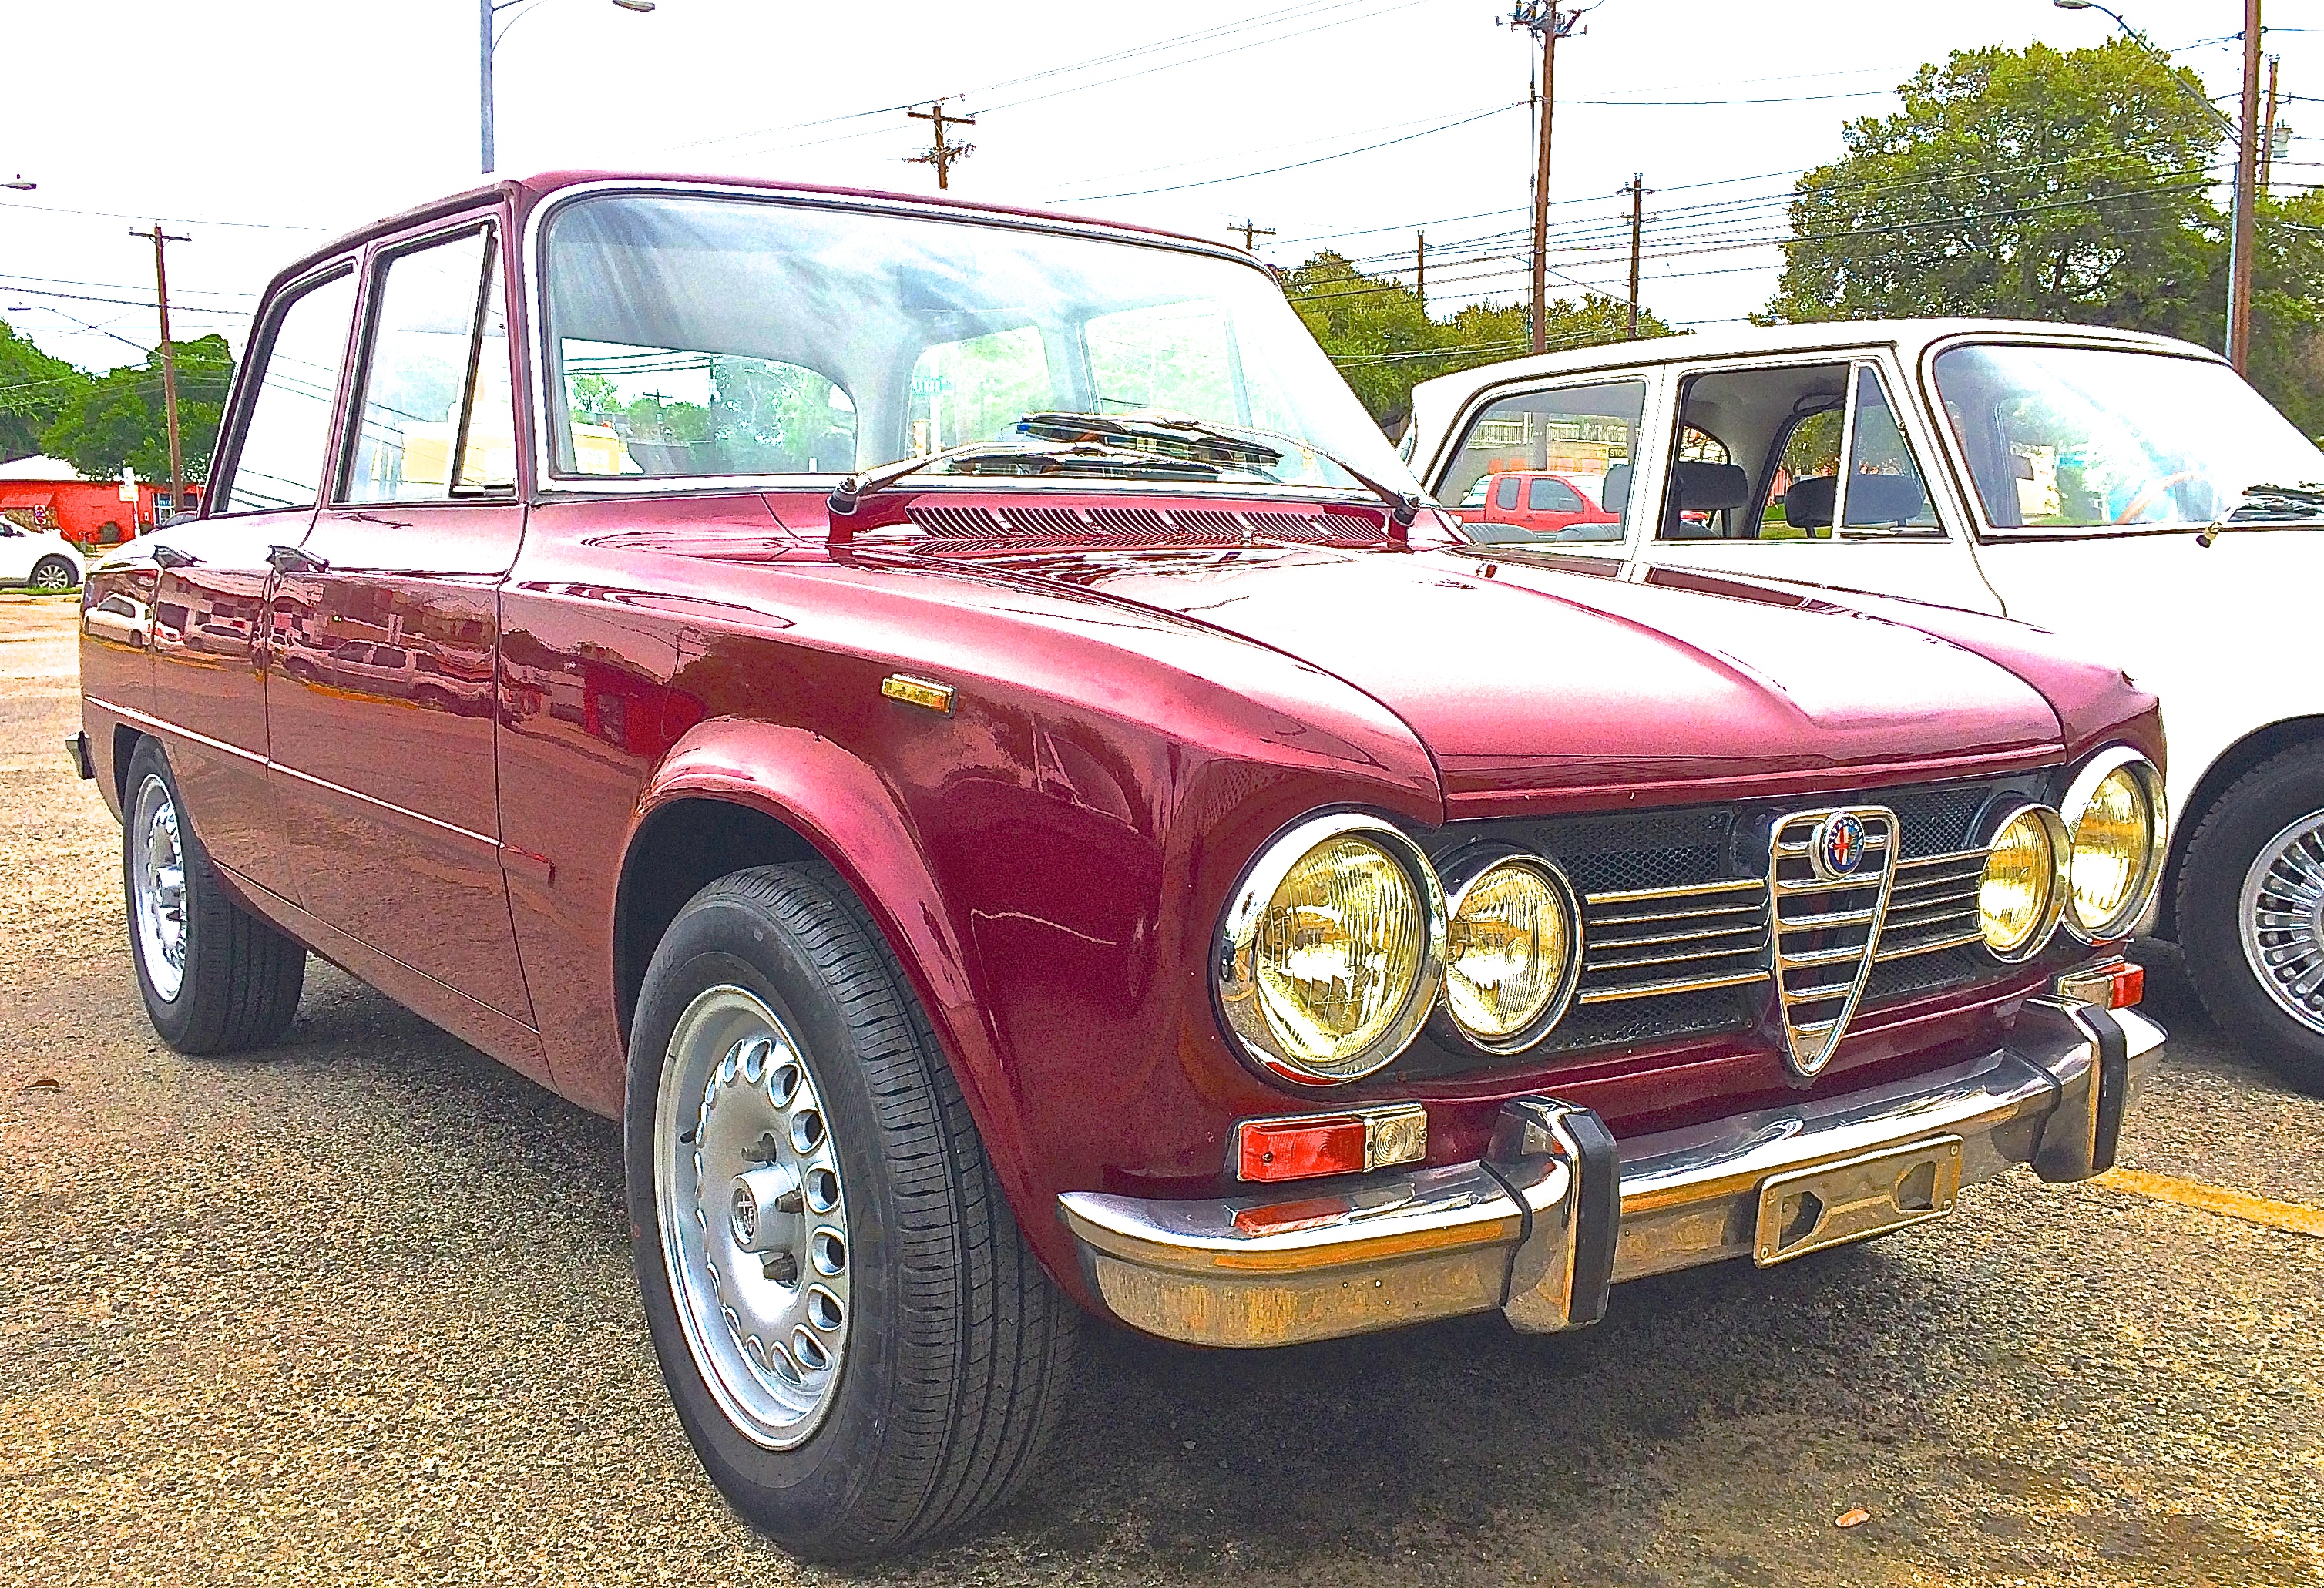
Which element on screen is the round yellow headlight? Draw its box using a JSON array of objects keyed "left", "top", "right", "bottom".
[
  {"left": 1443, "top": 857, "right": 1579, "bottom": 1051},
  {"left": 2064, "top": 756, "right": 2163, "bottom": 939},
  {"left": 1980, "top": 804, "right": 2068, "bottom": 959},
  {"left": 1218, "top": 816, "right": 1445, "bottom": 1084}
]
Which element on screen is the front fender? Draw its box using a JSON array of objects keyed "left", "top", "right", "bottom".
[{"left": 633, "top": 717, "right": 1036, "bottom": 1228}]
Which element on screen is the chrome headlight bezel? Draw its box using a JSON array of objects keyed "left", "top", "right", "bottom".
[
  {"left": 1976, "top": 800, "right": 2071, "bottom": 962},
  {"left": 2057, "top": 747, "right": 2168, "bottom": 943},
  {"left": 1434, "top": 848, "right": 1583, "bottom": 1056},
  {"left": 1214, "top": 811, "right": 1448, "bottom": 1087}
]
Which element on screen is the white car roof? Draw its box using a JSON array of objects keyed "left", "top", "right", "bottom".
[{"left": 1405, "top": 317, "right": 2218, "bottom": 474}]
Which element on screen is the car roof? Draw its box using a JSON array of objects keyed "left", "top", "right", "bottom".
[
  {"left": 1405, "top": 317, "right": 2222, "bottom": 464},
  {"left": 260, "top": 170, "right": 1251, "bottom": 297}
]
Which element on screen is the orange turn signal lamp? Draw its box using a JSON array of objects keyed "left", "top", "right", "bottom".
[
  {"left": 1234, "top": 1103, "right": 1428, "bottom": 1184},
  {"left": 2056, "top": 959, "right": 2144, "bottom": 1010}
]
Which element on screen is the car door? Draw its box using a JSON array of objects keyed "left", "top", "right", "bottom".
[
  {"left": 265, "top": 217, "right": 537, "bottom": 1033},
  {"left": 1431, "top": 376, "right": 1655, "bottom": 566},
  {"left": 147, "top": 263, "right": 359, "bottom": 901},
  {"left": 0, "top": 523, "right": 30, "bottom": 582},
  {"left": 1632, "top": 354, "right": 2003, "bottom": 613}
]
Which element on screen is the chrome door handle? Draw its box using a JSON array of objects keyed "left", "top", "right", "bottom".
[{"left": 266, "top": 544, "right": 328, "bottom": 575}]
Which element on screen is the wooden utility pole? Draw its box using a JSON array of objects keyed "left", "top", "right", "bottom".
[
  {"left": 1625, "top": 173, "right": 1647, "bottom": 339},
  {"left": 906, "top": 100, "right": 977, "bottom": 190},
  {"left": 1416, "top": 232, "right": 1426, "bottom": 316},
  {"left": 1229, "top": 218, "right": 1275, "bottom": 252},
  {"left": 2228, "top": 0, "right": 2261, "bottom": 373},
  {"left": 132, "top": 222, "right": 190, "bottom": 517},
  {"left": 2258, "top": 54, "right": 2280, "bottom": 195},
  {"left": 1508, "top": 2, "right": 1580, "bottom": 354}
]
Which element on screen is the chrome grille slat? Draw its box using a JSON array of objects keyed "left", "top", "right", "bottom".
[
  {"left": 1587, "top": 919, "right": 1768, "bottom": 950},
  {"left": 1874, "top": 929, "right": 1987, "bottom": 961},
  {"left": 1585, "top": 877, "right": 1765, "bottom": 905},
  {"left": 1576, "top": 967, "right": 1772, "bottom": 1005},
  {"left": 1578, "top": 877, "right": 1771, "bottom": 1009}
]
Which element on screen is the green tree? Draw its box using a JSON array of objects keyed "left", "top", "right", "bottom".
[
  {"left": 0, "top": 319, "right": 91, "bottom": 462},
  {"left": 1761, "top": 40, "right": 2226, "bottom": 334},
  {"left": 41, "top": 335, "right": 234, "bottom": 483},
  {"left": 2247, "top": 189, "right": 2324, "bottom": 438},
  {"left": 1285, "top": 251, "right": 1672, "bottom": 432}
]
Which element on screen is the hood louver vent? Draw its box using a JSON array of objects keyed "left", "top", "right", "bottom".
[{"left": 900, "top": 502, "right": 1388, "bottom": 547}]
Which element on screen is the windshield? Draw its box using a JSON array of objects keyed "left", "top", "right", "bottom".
[
  {"left": 538, "top": 192, "right": 1413, "bottom": 495},
  {"left": 1932, "top": 343, "right": 2324, "bottom": 533}
]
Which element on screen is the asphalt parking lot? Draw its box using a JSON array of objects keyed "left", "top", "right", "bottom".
[{"left": 3, "top": 593, "right": 2319, "bottom": 1587}]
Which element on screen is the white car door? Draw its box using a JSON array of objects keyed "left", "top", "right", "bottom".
[
  {"left": 1630, "top": 352, "right": 2005, "bottom": 615},
  {"left": 0, "top": 524, "right": 35, "bottom": 582}
]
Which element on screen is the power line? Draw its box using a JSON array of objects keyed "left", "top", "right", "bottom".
[{"left": 1073, "top": 102, "right": 1522, "bottom": 201}]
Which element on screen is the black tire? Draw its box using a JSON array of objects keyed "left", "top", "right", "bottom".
[
  {"left": 2178, "top": 740, "right": 2324, "bottom": 1088},
  {"left": 121, "top": 738, "right": 307, "bottom": 1054},
  {"left": 29, "top": 556, "right": 78, "bottom": 593},
  {"left": 625, "top": 861, "right": 1078, "bottom": 1561}
]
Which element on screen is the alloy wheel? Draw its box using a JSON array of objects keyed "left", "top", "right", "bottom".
[{"left": 2239, "top": 808, "right": 2324, "bottom": 1039}]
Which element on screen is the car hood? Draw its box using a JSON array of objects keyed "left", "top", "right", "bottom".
[{"left": 907, "top": 541, "right": 2068, "bottom": 814}]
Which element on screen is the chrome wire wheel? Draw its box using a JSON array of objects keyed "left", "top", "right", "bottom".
[
  {"left": 131, "top": 773, "right": 188, "bottom": 1003},
  {"left": 655, "top": 985, "right": 851, "bottom": 1450},
  {"left": 2241, "top": 809, "right": 2324, "bottom": 1039}
]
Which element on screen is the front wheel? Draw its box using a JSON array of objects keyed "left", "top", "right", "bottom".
[
  {"left": 2179, "top": 741, "right": 2324, "bottom": 1088},
  {"left": 626, "top": 862, "right": 1077, "bottom": 1560},
  {"left": 29, "top": 556, "right": 78, "bottom": 593}
]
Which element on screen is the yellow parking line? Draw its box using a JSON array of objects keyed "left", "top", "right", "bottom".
[{"left": 2093, "top": 1167, "right": 2324, "bottom": 1239}]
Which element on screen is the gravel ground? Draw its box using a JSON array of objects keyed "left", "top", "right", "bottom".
[{"left": 3, "top": 593, "right": 2320, "bottom": 1587}]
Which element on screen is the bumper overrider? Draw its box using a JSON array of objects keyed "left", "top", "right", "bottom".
[{"left": 1059, "top": 996, "right": 2161, "bottom": 1348}]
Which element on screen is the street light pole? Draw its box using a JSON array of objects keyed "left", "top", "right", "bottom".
[
  {"left": 482, "top": 0, "right": 655, "bottom": 175},
  {"left": 2051, "top": 0, "right": 2256, "bottom": 369}
]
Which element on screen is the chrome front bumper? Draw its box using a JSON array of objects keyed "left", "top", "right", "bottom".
[{"left": 1060, "top": 997, "right": 2163, "bottom": 1348}]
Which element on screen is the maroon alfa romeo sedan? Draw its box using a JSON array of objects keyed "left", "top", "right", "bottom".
[{"left": 75, "top": 172, "right": 2169, "bottom": 1560}]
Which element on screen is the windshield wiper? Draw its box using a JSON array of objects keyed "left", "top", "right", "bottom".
[
  {"left": 828, "top": 438, "right": 1221, "bottom": 516},
  {"left": 1016, "top": 410, "right": 1427, "bottom": 528},
  {"left": 2197, "top": 481, "right": 2324, "bottom": 546}
]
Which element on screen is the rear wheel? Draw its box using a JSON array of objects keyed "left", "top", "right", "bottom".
[
  {"left": 122, "top": 739, "right": 307, "bottom": 1053},
  {"left": 626, "top": 861, "right": 1078, "bottom": 1560},
  {"left": 29, "top": 556, "right": 77, "bottom": 593},
  {"left": 2179, "top": 741, "right": 2324, "bottom": 1088}
]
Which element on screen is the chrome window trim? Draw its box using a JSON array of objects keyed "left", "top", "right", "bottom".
[
  {"left": 2056, "top": 747, "right": 2168, "bottom": 943},
  {"left": 1214, "top": 811, "right": 1448, "bottom": 1089},
  {"left": 521, "top": 179, "right": 1348, "bottom": 503}
]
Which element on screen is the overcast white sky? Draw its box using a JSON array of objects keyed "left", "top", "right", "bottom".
[{"left": 2, "top": 0, "right": 2315, "bottom": 376}]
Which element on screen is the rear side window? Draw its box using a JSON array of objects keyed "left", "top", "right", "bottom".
[
  {"left": 1439, "top": 379, "right": 1647, "bottom": 546},
  {"left": 345, "top": 227, "right": 517, "bottom": 502},
  {"left": 223, "top": 270, "right": 356, "bottom": 514}
]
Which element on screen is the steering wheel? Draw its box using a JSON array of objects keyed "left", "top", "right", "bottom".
[{"left": 2111, "top": 470, "right": 2202, "bottom": 525}]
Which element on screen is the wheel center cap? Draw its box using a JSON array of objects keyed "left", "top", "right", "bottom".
[{"left": 727, "top": 1161, "right": 801, "bottom": 1254}]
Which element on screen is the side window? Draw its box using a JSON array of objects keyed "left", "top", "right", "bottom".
[
  {"left": 1528, "top": 478, "right": 1583, "bottom": 512},
  {"left": 1663, "top": 364, "right": 1849, "bottom": 542},
  {"left": 907, "top": 326, "right": 1052, "bottom": 456},
  {"left": 1841, "top": 367, "right": 1938, "bottom": 531},
  {"left": 223, "top": 270, "right": 356, "bottom": 514},
  {"left": 1764, "top": 410, "right": 1843, "bottom": 540},
  {"left": 1439, "top": 379, "right": 1647, "bottom": 546},
  {"left": 345, "top": 227, "right": 519, "bottom": 502}
]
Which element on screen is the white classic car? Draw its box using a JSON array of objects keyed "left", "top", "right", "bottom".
[
  {"left": 1404, "top": 319, "right": 2324, "bottom": 1086},
  {"left": 0, "top": 519, "right": 85, "bottom": 592}
]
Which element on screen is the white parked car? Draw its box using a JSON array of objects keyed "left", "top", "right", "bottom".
[
  {"left": 1404, "top": 319, "right": 2324, "bottom": 1085},
  {"left": 0, "top": 519, "right": 84, "bottom": 592}
]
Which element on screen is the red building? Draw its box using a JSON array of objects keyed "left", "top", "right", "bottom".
[{"left": 0, "top": 456, "right": 203, "bottom": 548}]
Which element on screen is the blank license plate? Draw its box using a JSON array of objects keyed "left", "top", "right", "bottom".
[{"left": 1752, "top": 1136, "right": 1964, "bottom": 1267}]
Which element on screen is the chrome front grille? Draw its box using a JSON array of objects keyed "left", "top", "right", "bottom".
[
  {"left": 1768, "top": 807, "right": 1899, "bottom": 1076},
  {"left": 1876, "top": 848, "right": 1989, "bottom": 962},
  {"left": 1577, "top": 878, "right": 1771, "bottom": 1006}
]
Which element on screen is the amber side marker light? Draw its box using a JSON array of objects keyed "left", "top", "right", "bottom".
[
  {"left": 2056, "top": 959, "right": 2144, "bottom": 1010},
  {"left": 1234, "top": 1103, "right": 1427, "bottom": 1183},
  {"left": 880, "top": 674, "right": 955, "bottom": 713}
]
